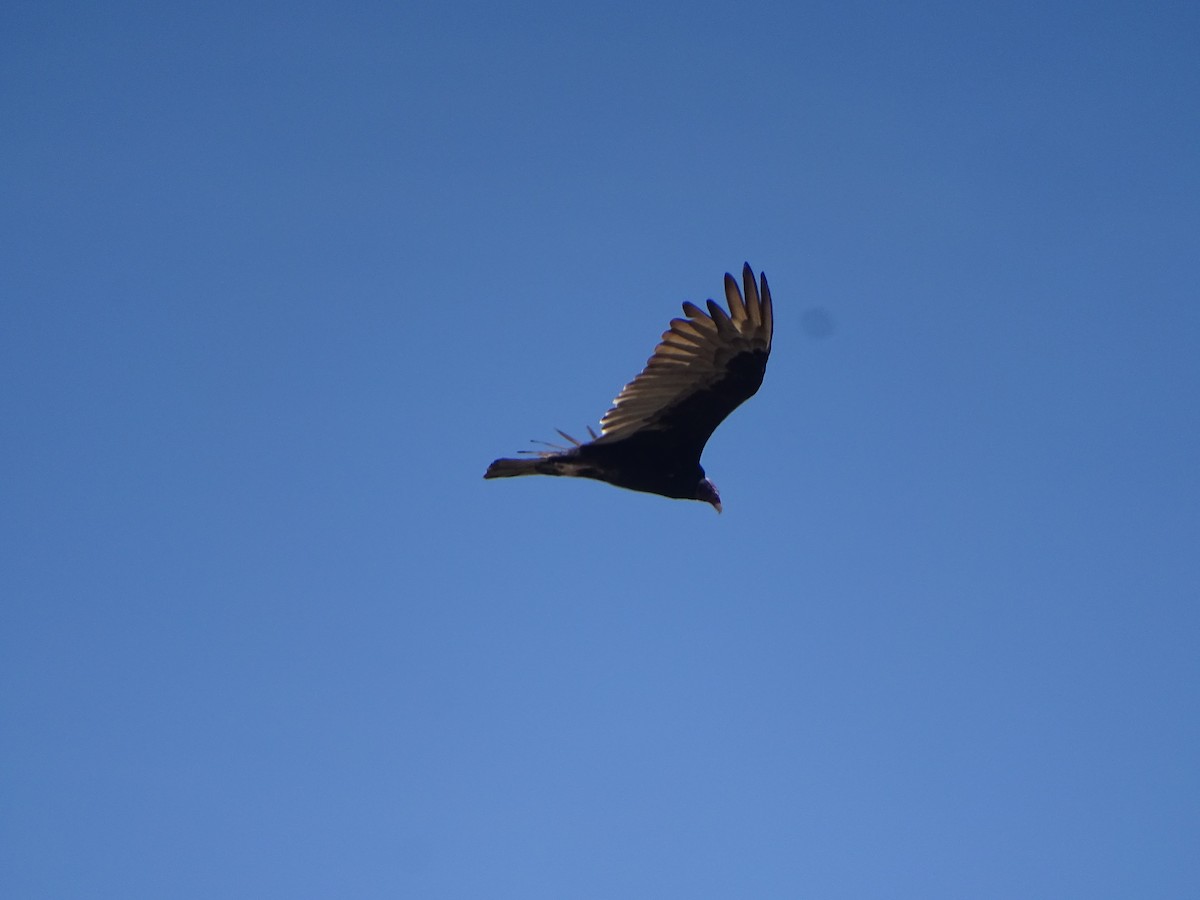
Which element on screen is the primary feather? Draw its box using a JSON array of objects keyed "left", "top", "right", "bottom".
[{"left": 484, "top": 263, "right": 774, "bottom": 511}]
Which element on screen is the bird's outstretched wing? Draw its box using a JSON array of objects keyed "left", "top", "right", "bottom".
[{"left": 592, "top": 263, "right": 773, "bottom": 455}]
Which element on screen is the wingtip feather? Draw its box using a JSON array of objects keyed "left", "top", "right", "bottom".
[
  {"left": 706, "top": 298, "right": 737, "bottom": 335},
  {"left": 742, "top": 263, "right": 761, "bottom": 326},
  {"left": 759, "top": 270, "right": 773, "bottom": 341},
  {"left": 724, "top": 273, "right": 748, "bottom": 324}
]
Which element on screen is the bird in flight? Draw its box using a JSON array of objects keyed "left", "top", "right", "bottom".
[{"left": 484, "top": 263, "right": 774, "bottom": 512}]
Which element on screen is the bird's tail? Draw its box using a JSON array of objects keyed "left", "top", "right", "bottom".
[{"left": 483, "top": 457, "right": 550, "bottom": 479}]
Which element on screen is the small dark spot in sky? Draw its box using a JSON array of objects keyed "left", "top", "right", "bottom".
[{"left": 801, "top": 307, "right": 835, "bottom": 339}]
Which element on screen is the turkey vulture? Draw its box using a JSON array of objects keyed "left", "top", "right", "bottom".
[{"left": 484, "top": 263, "right": 774, "bottom": 512}]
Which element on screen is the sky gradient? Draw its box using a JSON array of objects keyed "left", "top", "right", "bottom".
[{"left": 4, "top": 1, "right": 1199, "bottom": 897}]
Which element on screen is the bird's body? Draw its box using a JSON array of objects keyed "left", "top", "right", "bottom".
[{"left": 484, "top": 264, "right": 774, "bottom": 511}]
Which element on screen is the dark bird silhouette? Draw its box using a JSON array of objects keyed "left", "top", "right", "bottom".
[{"left": 484, "top": 263, "right": 774, "bottom": 512}]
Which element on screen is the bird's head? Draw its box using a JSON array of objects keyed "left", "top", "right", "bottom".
[{"left": 696, "top": 478, "right": 722, "bottom": 514}]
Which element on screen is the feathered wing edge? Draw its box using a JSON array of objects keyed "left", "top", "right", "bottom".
[{"left": 593, "top": 263, "right": 773, "bottom": 443}]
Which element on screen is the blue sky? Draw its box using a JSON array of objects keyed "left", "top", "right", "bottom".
[{"left": 3, "top": 1, "right": 1199, "bottom": 897}]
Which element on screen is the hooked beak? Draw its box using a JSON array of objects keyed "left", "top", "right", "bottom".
[{"left": 697, "top": 477, "right": 721, "bottom": 513}]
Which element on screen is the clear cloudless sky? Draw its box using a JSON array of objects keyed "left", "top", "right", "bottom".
[{"left": 3, "top": 1, "right": 1199, "bottom": 897}]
